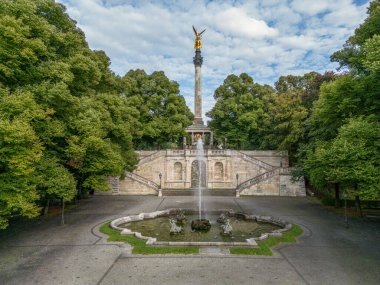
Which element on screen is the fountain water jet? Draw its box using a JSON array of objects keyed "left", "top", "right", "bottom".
[
  {"left": 196, "top": 138, "right": 204, "bottom": 220},
  {"left": 191, "top": 138, "right": 211, "bottom": 231}
]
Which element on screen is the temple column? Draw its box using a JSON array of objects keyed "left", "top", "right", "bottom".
[{"left": 193, "top": 48, "right": 204, "bottom": 125}]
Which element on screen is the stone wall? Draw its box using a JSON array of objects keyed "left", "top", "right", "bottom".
[
  {"left": 113, "top": 149, "right": 305, "bottom": 196},
  {"left": 279, "top": 175, "right": 306, "bottom": 196},
  {"left": 119, "top": 178, "right": 157, "bottom": 195}
]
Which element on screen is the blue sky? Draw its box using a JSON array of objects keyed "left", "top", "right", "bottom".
[{"left": 57, "top": 0, "right": 369, "bottom": 121}]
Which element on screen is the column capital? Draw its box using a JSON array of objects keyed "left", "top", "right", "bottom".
[{"left": 193, "top": 49, "right": 203, "bottom": 66}]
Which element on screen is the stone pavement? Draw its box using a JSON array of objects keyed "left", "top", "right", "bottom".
[{"left": 0, "top": 196, "right": 379, "bottom": 285}]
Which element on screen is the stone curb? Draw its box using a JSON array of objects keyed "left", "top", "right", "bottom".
[{"left": 109, "top": 208, "right": 292, "bottom": 247}]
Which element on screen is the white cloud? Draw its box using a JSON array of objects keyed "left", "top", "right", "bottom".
[
  {"left": 57, "top": 0, "right": 369, "bottom": 122},
  {"left": 291, "top": 0, "right": 331, "bottom": 15},
  {"left": 214, "top": 7, "right": 278, "bottom": 38}
]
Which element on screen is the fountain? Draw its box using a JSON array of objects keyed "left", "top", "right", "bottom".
[
  {"left": 108, "top": 137, "right": 293, "bottom": 246},
  {"left": 191, "top": 137, "right": 212, "bottom": 231},
  {"left": 106, "top": 28, "right": 294, "bottom": 247},
  {"left": 110, "top": 209, "right": 291, "bottom": 246}
]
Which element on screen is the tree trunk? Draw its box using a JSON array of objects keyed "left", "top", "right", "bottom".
[
  {"left": 334, "top": 183, "right": 340, "bottom": 208},
  {"left": 43, "top": 199, "right": 50, "bottom": 215},
  {"left": 61, "top": 198, "right": 65, "bottom": 225},
  {"left": 355, "top": 195, "right": 363, "bottom": 218},
  {"left": 77, "top": 181, "right": 83, "bottom": 199}
]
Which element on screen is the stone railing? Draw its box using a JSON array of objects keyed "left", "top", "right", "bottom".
[
  {"left": 237, "top": 168, "right": 280, "bottom": 192},
  {"left": 231, "top": 150, "right": 274, "bottom": 170},
  {"left": 237, "top": 167, "right": 294, "bottom": 192},
  {"left": 166, "top": 150, "right": 185, "bottom": 156},
  {"left": 125, "top": 171, "right": 159, "bottom": 192},
  {"left": 138, "top": 150, "right": 166, "bottom": 165},
  {"left": 210, "top": 149, "right": 231, "bottom": 155}
]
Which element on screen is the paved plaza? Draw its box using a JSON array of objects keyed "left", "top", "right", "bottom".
[{"left": 0, "top": 196, "right": 379, "bottom": 285}]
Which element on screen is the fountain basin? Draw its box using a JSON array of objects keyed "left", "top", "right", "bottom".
[{"left": 110, "top": 209, "right": 292, "bottom": 247}]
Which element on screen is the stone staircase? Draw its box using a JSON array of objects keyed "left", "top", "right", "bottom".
[
  {"left": 125, "top": 171, "right": 159, "bottom": 192},
  {"left": 296, "top": 177, "right": 306, "bottom": 196},
  {"left": 237, "top": 168, "right": 281, "bottom": 192},
  {"left": 162, "top": 188, "right": 236, "bottom": 196},
  {"left": 107, "top": 176, "right": 120, "bottom": 194}
]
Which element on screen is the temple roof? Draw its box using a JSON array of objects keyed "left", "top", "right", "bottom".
[{"left": 185, "top": 123, "right": 212, "bottom": 133}]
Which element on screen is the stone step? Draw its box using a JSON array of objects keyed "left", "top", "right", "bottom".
[{"left": 162, "top": 189, "right": 236, "bottom": 196}]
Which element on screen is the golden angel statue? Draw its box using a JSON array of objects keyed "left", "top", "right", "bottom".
[{"left": 193, "top": 26, "right": 206, "bottom": 49}]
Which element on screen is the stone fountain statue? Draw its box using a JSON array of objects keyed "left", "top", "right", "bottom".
[
  {"left": 169, "top": 218, "right": 182, "bottom": 234},
  {"left": 221, "top": 219, "right": 233, "bottom": 235},
  {"left": 172, "top": 208, "right": 186, "bottom": 226},
  {"left": 217, "top": 212, "right": 229, "bottom": 224}
]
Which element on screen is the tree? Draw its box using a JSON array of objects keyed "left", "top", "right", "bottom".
[
  {"left": 269, "top": 72, "right": 337, "bottom": 163},
  {"left": 35, "top": 156, "right": 76, "bottom": 224},
  {"left": 207, "top": 73, "right": 275, "bottom": 149},
  {"left": 307, "top": 75, "right": 378, "bottom": 143},
  {"left": 0, "top": 0, "right": 141, "bottom": 227},
  {"left": 0, "top": 118, "right": 43, "bottom": 229},
  {"left": 305, "top": 117, "right": 380, "bottom": 205},
  {"left": 331, "top": 0, "right": 380, "bottom": 73},
  {"left": 361, "top": 34, "right": 380, "bottom": 73},
  {"left": 302, "top": 0, "right": 380, "bottom": 200},
  {"left": 121, "top": 70, "right": 193, "bottom": 149}
]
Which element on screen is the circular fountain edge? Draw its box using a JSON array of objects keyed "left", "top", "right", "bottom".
[{"left": 109, "top": 208, "right": 292, "bottom": 247}]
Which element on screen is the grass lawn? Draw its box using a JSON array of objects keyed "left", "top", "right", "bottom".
[
  {"left": 99, "top": 222, "right": 199, "bottom": 255},
  {"left": 229, "top": 224, "right": 303, "bottom": 256},
  {"left": 100, "top": 222, "right": 303, "bottom": 256}
]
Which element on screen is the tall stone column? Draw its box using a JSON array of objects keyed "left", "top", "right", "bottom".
[{"left": 193, "top": 48, "right": 204, "bottom": 125}]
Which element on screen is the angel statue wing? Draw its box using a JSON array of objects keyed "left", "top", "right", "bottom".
[
  {"left": 193, "top": 25, "right": 197, "bottom": 35},
  {"left": 193, "top": 26, "right": 205, "bottom": 49}
]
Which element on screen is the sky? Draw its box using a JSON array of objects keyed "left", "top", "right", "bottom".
[{"left": 57, "top": 0, "right": 370, "bottom": 121}]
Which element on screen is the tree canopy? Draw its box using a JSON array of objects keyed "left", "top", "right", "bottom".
[
  {"left": 121, "top": 70, "right": 193, "bottom": 149},
  {"left": 0, "top": 0, "right": 191, "bottom": 228},
  {"left": 207, "top": 0, "right": 380, "bottom": 200},
  {"left": 207, "top": 73, "right": 275, "bottom": 149}
]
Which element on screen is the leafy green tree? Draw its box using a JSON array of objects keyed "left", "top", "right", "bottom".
[
  {"left": 271, "top": 72, "right": 336, "bottom": 161},
  {"left": 0, "top": 0, "right": 86, "bottom": 88},
  {"left": 0, "top": 118, "right": 43, "bottom": 229},
  {"left": 207, "top": 73, "right": 274, "bottom": 149},
  {"left": 331, "top": 0, "right": 380, "bottom": 73},
  {"left": 306, "top": 0, "right": 380, "bottom": 144},
  {"left": 303, "top": 1, "right": 380, "bottom": 201},
  {"left": 362, "top": 34, "right": 380, "bottom": 73},
  {"left": 305, "top": 117, "right": 380, "bottom": 203},
  {"left": 35, "top": 155, "right": 76, "bottom": 223},
  {"left": 0, "top": 0, "right": 141, "bottom": 227},
  {"left": 275, "top": 72, "right": 336, "bottom": 109},
  {"left": 121, "top": 70, "right": 193, "bottom": 149},
  {"left": 266, "top": 90, "right": 308, "bottom": 160},
  {"left": 307, "top": 74, "right": 380, "bottom": 142}
]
